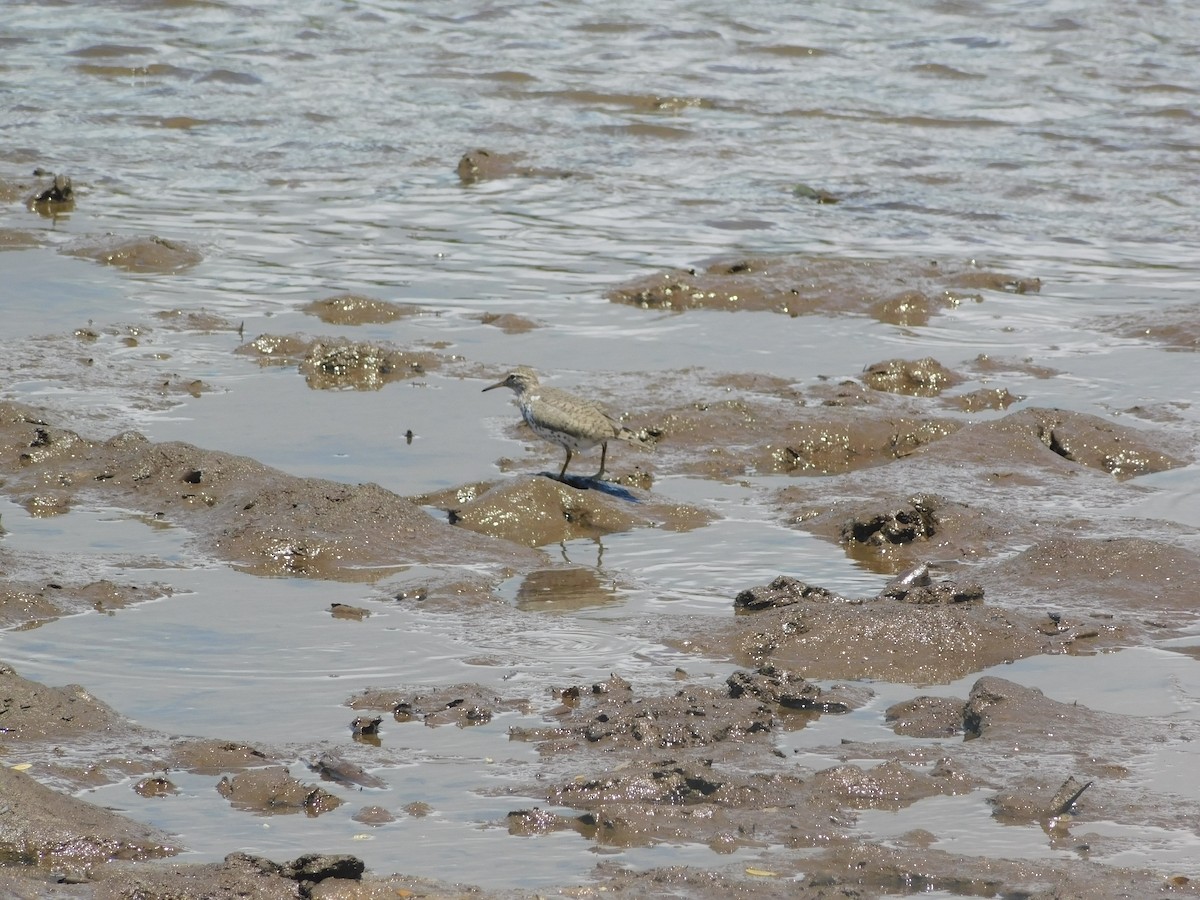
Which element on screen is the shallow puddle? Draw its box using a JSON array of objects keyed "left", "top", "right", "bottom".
[{"left": 854, "top": 790, "right": 1084, "bottom": 863}]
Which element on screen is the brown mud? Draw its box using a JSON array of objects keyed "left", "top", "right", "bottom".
[
  {"left": 456, "top": 147, "right": 575, "bottom": 185},
  {"left": 0, "top": 579, "right": 171, "bottom": 630},
  {"left": 235, "top": 333, "right": 442, "bottom": 392},
  {"left": 606, "top": 254, "right": 1042, "bottom": 325},
  {"left": 1, "top": 254, "right": 1199, "bottom": 898},
  {"left": 62, "top": 234, "right": 203, "bottom": 274},
  {"left": 300, "top": 294, "right": 427, "bottom": 326}
]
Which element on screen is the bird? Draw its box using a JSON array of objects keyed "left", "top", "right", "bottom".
[{"left": 482, "top": 366, "right": 641, "bottom": 481}]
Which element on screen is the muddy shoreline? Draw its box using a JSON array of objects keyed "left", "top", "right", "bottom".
[
  {"left": 5, "top": 0, "right": 1200, "bottom": 891},
  {"left": 2, "top": 254, "right": 1199, "bottom": 896}
]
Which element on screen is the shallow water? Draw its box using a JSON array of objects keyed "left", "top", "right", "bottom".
[{"left": 2, "top": 0, "right": 1200, "bottom": 889}]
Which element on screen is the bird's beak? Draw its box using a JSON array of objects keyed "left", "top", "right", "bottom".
[{"left": 482, "top": 378, "right": 506, "bottom": 393}]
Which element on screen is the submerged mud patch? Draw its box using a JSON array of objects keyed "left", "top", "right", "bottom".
[
  {"left": 62, "top": 234, "right": 203, "bottom": 273},
  {"left": 153, "top": 308, "right": 243, "bottom": 333},
  {"left": 300, "top": 293, "right": 427, "bottom": 325},
  {"left": 0, "top": 578, "right": 171, "bottom": 630},
  {"left": 456, "top": 147, "right": 574, "bottom": 184},
  {"left": 607, "top": 254, "right": 1040, "bottom": 324},
  {"left": 511, "top": 565, "right": 625, "bottom": 611},
  {"left": 1098, "top": 304, "right": 1200, "bottom": 352},
  {"left": 477, "top": 311, "right": 541, "bottom": 333},
  {"left": 0, "top": 325, "right": 225, "bottom": 429},
  {"left": 349, "top": 682, "right": 530, "bottom": 729}
]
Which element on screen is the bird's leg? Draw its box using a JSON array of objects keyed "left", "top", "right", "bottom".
[
  {"left": 558, "top": 448, "right": 573, "bottom": 480},
  {"left": 592, "top": 441, "right": 609, "bottom": 480}
]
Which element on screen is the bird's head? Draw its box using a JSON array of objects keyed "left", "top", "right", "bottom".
[{"left": 482, "top": 366, "right": 540, "bottom": 395}]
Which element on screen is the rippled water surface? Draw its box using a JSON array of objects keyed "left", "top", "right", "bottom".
[{"left": 2, "top": 0, "right": 1199, "bottom": 889}]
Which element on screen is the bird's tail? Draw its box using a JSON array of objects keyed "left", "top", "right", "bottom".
[{"left": 616, "top": 425, "right": 659, "bottom": 449}]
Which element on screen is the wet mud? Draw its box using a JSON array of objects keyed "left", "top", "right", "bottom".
[
  {"left": 0, "top": 269, "right": 1198, "bottom": 897},
  {"left": 0, "top": 579, "right": 170, "bottom": 630},
  {"left": 692, "top": 573, "right": 1097, "bottom": 684},
  {"left": 476, "top": 311, "right": 541, "bottom": 333},
  {"left": 62, "top": 234, "right": 203, "bottom": 274},
  {"left": 0, "top": 399, "right": 543, "bottom": 581},
  {"left": 5, "top": 0, "right": 1200, "bottom": 889},
  {"left": 440, "top": 475, "right": 714, "bottom": 548},
  {"left": 236, "top": 333, "right": 441, "bottom": 391},
  {"left": 1099, "top": 305, "right": 1200, "bottom": 352},
  {"left": 349, "top": 682, "right": 531, "bottom": 731},
  {"left": 606, "top": 254, "right": 1041, "bottom": 325},
  {"left": 456, "top": 147, "right": 574, "bottom": 184},
  {"left": 300, "top": 294, "right": 426, "bottom": 326},
  {"left": 216, "top": 768, "right": 343, "bottom": 817},
  {"left": 0, "top": 765, "right": 176, "bottom": 867}
]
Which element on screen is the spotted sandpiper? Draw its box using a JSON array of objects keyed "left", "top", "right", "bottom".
[{"left": 483, "top": 366, "right": 641, "bottom": 480}]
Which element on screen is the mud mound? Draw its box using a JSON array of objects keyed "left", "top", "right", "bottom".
[{"left": 0, "top": 402, "right": 544, "bottom": 580}]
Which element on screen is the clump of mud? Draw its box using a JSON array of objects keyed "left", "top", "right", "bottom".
[
  {"left": 216, "top": 767, "right": 343, "bottom": 816},
  {"left": 301, "top": 293, "right": 426, "bottom": 325},
  {"left": 705, "top": 572, "right": 1099, "bottom": 684},
  {"left": 861, "top": 356, "right": 963, "bottom": 396},
  {"left": 435, "top": 475, "right": 713, "bottom": 547},
  {"left": 235, "top": 333, "right": 440, "bottom": 390}
]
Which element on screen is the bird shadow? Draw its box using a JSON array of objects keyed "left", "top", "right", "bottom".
[{"left": 550, "top": 473, "right": 641, "bottom": 503}]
